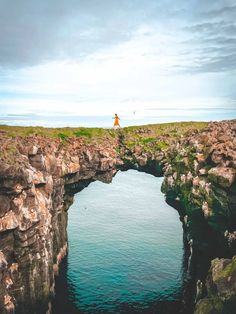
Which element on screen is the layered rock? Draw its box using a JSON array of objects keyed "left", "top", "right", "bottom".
[
  {"left": 0, "top": 120, "right": 236, "bottom": 313},
  {"left": 195, "top": 256, "right": 236, "bottom": 314},
  {"left": 160, "top": 120, "right": 236, "bottom": 312},
  {"left": 0, "top": 135, "right": 121, "bottom": 314}
]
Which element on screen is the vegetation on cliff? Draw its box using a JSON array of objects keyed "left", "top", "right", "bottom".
[
  {"left": 0, "top": 120, "right": 235, "bottom": 314},
  {"left": 195, "top": 256, "right": 236, "bottom": 314}
]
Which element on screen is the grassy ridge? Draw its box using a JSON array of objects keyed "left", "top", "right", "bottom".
[
  {"left": 0, "top": 125, "right": 117, "bottom": 142},
  {"left": 121, "top": 121, "right": 208, "bottom": 150},
  {"left": 0, "top": 121, "right": 208, "bottom": 144}
]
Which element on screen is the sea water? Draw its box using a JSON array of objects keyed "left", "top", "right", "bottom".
[{"left": 53, "top": 170, "right": 183, "bottom": 314}]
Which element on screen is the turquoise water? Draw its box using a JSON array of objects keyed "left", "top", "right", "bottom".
[{"left": 53, "top": 170, "right": 184, "bottom": 313}]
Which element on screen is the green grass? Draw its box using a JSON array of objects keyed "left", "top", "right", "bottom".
[
  {"left": 121, "top": 121, "right": 207, "bottom": 151},
  {"left": 58, "top": 133, "right": 69, "bottom": 141},
  {"left": 74, "top": 129, "right": 92, "bottom": 138},
  {"left": 123, "top": 121, "right": 207, "bottom": 136},
  {"left": 141, "top": 137, "right": 155, "bottom": 144},
  {"left": 0, "top": 121, "right": 208, "bottom": 148},
  {"left": 0, "top": 125, "right": 118, "bottom": 142},
  {"left": 155, "top": 141, "right": 169, "bottom": 150}
]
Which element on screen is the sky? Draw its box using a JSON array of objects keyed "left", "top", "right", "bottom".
[{"left": 0, "top": 0, "right": 236, "bottom": 118}]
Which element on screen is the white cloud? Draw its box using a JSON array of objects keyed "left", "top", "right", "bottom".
[{"left": 0, "top": 1, "right": 236, "bottom": 118}]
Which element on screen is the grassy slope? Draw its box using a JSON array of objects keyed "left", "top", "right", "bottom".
[
  {"left": 121, "top": 121, "right": 208, "bottom": 151},
  {"left": 0, "top": 125, "right": 116, "bottom": 142},
  {"left": 0, "top": 121, "right": 208, "bottom": 141}
]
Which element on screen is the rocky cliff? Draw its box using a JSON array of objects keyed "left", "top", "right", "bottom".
[
  {"left": 0, "top": 120, "right": 235, "bottom": 313},
  {"left": 160, "top": 120, "right": 236, "bottom": 313},
  {"left": 195, "top": 256, "right": 236, "bottom": 314},
  {"left": 0, "top": 132, "right": 122, "bottom": 314},
  {"left": 119, "top": 120, "right": 236, "bottom": 313}
]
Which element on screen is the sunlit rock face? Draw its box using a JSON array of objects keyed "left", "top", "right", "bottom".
[{"left": 0, "top": 120, "right": 236, "bottom": 313}]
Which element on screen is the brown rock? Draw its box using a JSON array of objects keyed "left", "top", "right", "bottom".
[
  {"left": 136, "top": 155, "right": 148, "bottom": 167},
  {"left": 208, "top": 167, "right": 236, "bottom": 188},
  {"left": 0, "top": 211, "right": 18, "bottom": 232}
]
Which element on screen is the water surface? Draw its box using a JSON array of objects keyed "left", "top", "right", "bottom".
[{"left": 53, "top": 170, "right": 184, "bottom": 313}]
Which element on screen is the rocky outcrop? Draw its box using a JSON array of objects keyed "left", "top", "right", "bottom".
[
  {"left": 195, "top": 256, "right": 236, "bottom": 314},
  {"left": 0, "top": 120, "right": 236, "bottom": 313},
  {"left": 117, "top": 120, "right": 236, "bottom": 312},
  {"left": 0, "top": 135, "right": 122, "bottom": 314},
  {"left": 160, "top": 120, "right": 236, "bottom": 312}
]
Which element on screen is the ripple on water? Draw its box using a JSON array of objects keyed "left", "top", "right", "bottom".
[{"left": 53, "top": 170, "right": 184, "bottom": 314}]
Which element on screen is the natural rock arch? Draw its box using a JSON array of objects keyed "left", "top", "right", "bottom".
[{"left": 0, "top": 120, "right": 236, "bottom": 314}]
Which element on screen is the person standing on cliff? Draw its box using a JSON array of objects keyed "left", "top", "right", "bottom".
[{"left": 113, "top": 113, "right": 121, "bottom": 128}]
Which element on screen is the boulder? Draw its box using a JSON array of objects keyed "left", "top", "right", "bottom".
[
  {"left": 136, "top": 155, "right": 148, "bottom": 167},
  {"left": 28, "top": 145, "right": 39, "bottom": 156},
  {"left": 0, "top": 210, "right": 18, "bottom": 232},
  {"left": 210, "top": 256, "right": 236, "bottom": 301},
  {"left": 208, "top": 167, "right": 236, "bottom": 188},
  {"left": 195, "top": 256, "right": 236, "bottom": 313}
]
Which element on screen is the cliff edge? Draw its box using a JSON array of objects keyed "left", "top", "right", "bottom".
[{"left": 0, "top": 120, "right": 235, "bottom": 313}]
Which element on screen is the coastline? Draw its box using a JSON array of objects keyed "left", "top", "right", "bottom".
[{"left": 0, "top": 120, "right": 235, "bottom": 314}]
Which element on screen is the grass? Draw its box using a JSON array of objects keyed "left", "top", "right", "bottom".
[
  {"left": 0, "top": 125, "right": 118, "bottom": 143},
  {"left": 122, "top": 121, "right": 207, "bottom": 136},
  {"left": 0, "top": 121, "right": 208, "bottom": 145},
  {"left": 58, "top": 133, "right": 69, "bottom": 141},
  {"left": 121, "top": 121, "right": 208, "bottom": 150}
]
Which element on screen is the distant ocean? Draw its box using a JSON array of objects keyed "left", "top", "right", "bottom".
[{"left": 0, "top": 108, "right": 235, "bottom": 128}]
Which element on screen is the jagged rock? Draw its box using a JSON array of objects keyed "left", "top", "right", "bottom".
[
  {"left": 134, "top": 145, "right": 143, "bottom": 154},
  {"left": 0, "top": 166, "right": 33, "bottom": 193},
  {"left": 210, "top": 256, "right": 236, "bottom": 301},
  {"left": 194, "top": 298, "right": 223, "bottom": 314},
  {"left": 195, "top": 256, "right": 236, "bottom": 313},
  {"left": 0, "top": 211, "right": 18, "bottom": 232},
  {"left": 199, "top": 168, "right": 208, "bottom": 176},
  {"left": 136, "top": 155, "right": 148, "bottom": 167},
  {"left": 0, "top": 195, "right": 11, "bottom": 217},
  {"left": 29, "top": 153, "right": 46, "bottom": 171},
  {"left": 28, "top": 145, "right": 39, "bottom": 156},
  {"left": 0, "top": 120, "right": 236, "bottom": 313},
  {"left": 0, "top": 251, "right": 8, "bottom": 270},
  {"left": 208, "top": 167, "right": 236, "bottom": 188},
  {"left": 202, "top": 201, "right": 212, "bottom": 218}
]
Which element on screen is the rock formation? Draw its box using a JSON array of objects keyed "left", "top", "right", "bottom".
[
  {"left": 160, "top": 120, "right": 236, "bottom": 313},
  {"left": 195, "top": 256, "right": 236, "bottom": 314},
  {"left": 0, "top": 120, "right": 235, "bottom": 313},
  {"left": 0, "top": 134, "right": 121, "bottom": 314}
]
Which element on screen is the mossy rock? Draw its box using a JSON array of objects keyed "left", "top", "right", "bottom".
[
  {"left": 211, "top": 256, "right": 236, "bottom": 282},
  {"left": 195, "top": 297, "right": 223, "bottom": 314}
]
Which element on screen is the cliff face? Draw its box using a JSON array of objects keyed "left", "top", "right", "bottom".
[
  {"left": 195, "top": 256, "right": 236, "bottom": 314},
  {"left": 119, "top": 120, "right": 236, "bottom": 312},
  {"left": 0, "top": 135, "right": 122, "bottom": 314},
  {"left": 160, "top": 120, "right": 236, "bottom": 312},
  {"left": 0, "top": 120, "right": 235, "bottom": 313}
]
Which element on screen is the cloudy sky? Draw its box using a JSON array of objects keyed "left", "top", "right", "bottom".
[{"left": 0, "top": 0, "right": 236, "bottom": 117}]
